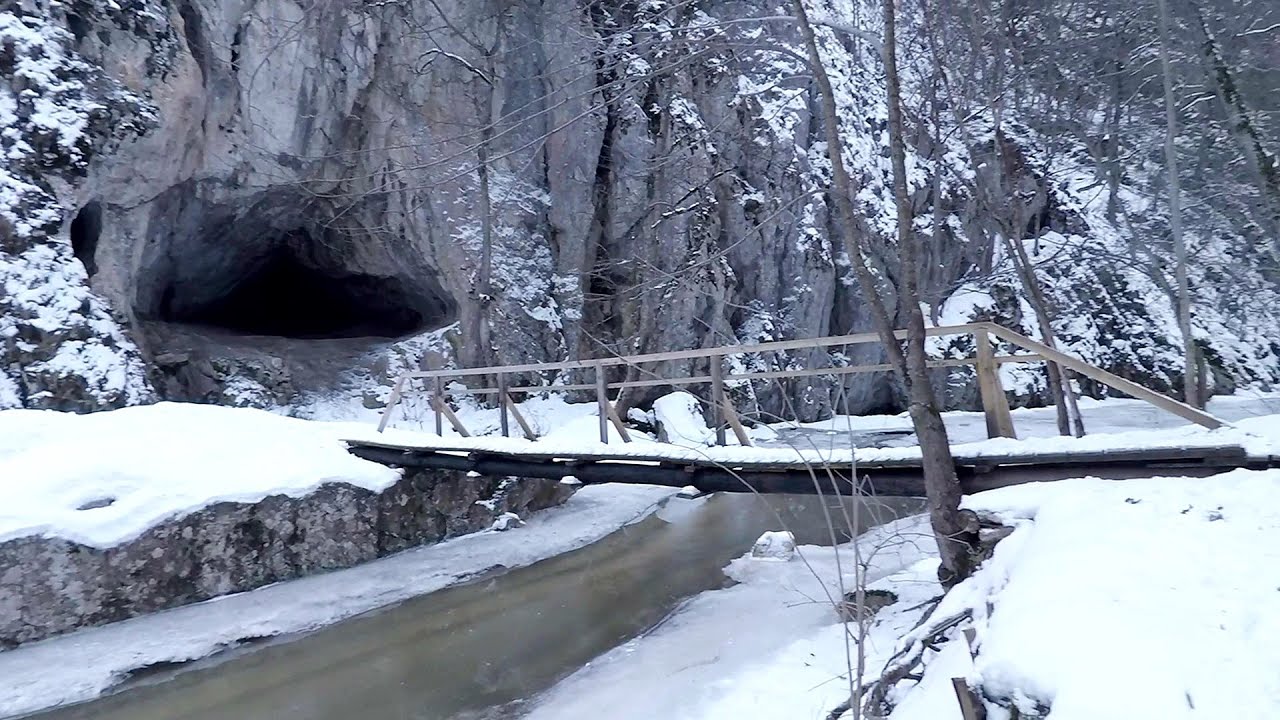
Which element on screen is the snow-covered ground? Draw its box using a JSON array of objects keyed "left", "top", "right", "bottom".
[
  {"left": 0, "top": 483, "right": 676, "bottom": 717},
  {"left": 783, "top": 392, "right": 1280, "bottom": 448},
  {"left": 526, "top": 470, "right": 1280, "bottom": 720},
  {"left": 936, "top": 470, "right": 1280, "bottom": 719}
]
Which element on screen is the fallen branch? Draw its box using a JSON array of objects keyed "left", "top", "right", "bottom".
[{"left": 861, "top": 609, "right": 974, "bottom": 716}]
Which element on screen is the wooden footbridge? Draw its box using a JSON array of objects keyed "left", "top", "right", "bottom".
[{"left": 346, "top": 323, "right": 1264, "bottom": 496}]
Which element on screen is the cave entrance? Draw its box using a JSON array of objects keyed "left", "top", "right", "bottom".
[
  {"left": 182, "top": 230, "right": 432, "bottom": 339},
  {"left": 137, "top": 200, "right": 455, "bottom": 340},
  {"left": 71, "top": 201, "right": 101, "bottom": 277}
]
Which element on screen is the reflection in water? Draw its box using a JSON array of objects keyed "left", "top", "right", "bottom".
[{"left": 28, "top": 493, "right": 922, "bottom": 720}]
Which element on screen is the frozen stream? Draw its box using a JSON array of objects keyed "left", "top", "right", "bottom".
[{"left": 24, "top": 493, "right": 923, "bottom": 720}]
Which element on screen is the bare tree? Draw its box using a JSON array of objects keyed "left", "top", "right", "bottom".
[
  {"left": 1156, "top": 0, "right": 1200, "bottom": 408},
  {"left": 790, "top": 0, "right": 977, "bottom": 585}
]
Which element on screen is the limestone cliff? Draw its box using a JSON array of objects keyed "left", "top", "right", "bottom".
[{"left": 2, "top": 0, "right": 1276, "bottom": 419}]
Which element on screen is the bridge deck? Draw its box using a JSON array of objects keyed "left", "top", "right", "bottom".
[{"left": 345, "top": 439, "right": 1267, "bottom": 496}]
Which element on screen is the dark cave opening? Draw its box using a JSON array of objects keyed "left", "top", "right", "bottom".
[
  {"left": 184, "top": 243, "right": 429, "bottom": 339},
  {"left": 141, "top": 218, "right": 455, "bottom": 340},
  {"left": 71, "top": 202, "right": 101, "bottom": 277}
]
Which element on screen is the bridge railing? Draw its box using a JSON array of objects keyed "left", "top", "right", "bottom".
[{"left": 375, "top": 321, "right": 1223, "bottom": 443}]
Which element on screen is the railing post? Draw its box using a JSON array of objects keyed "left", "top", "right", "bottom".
[
  {"left": 710, "top": 354, "right": 727, "bottom": 446},
  {"left": 497, "top": 372, "right": 510, "bottom": 438},
  {"left": 975, "top": 327, "right": 1016, "bottom": 439},
  {"left": 432, "top": 376, "right": 444, "bottom": 436},
  {"left": 503, "top": 393, "right": 537, "bottom": 440},
  {"left": 377, "top": 375, "right": 406, "bottom": 433},
  {"left": 595, "top": 362, "right": 610, "bottom": 444}
]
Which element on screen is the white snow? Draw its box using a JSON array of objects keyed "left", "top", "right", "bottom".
[
  {"left": 0, "top": 483, "right": 676, "bottom": 717},
  {"left": 0, "top": 403, "right": 400, "bottom": 546},
  {"left": 608, "top": 469, "right": 1280, "bottom": 720},
  {"left": 5, "top": 394, "right": 1280, "bottom": 718},
  {"left": 652, "top": 390, "right": 715, "bottom": 445},
  {"left": 932, "top": 471, "right": 1280, "bottom": 720},
  {"left": 749, "top": 530, "right": 797, "bottom": 561}
]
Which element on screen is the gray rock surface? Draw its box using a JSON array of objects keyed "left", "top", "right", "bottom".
[
  {"left": 3, "top": 0, "right": 1277, "bottom": 417},
  {"left": 0, "top": 469, "right": 575, "bottom": 648}
]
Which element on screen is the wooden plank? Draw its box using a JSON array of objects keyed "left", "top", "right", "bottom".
[
  {"left": 710, "top": 355, "right": 728, "bottom": 446},
  {"left": 605, "top": 401, "right": 633, "bottom": 443},
  {"left": 503, "top": 393, "right": 536, "bottom": 440},
  {"left": 723, "top": 397, "right": 753, "bottom": 447},
  {"left": 431, "top": 394, "right": 471, "bottom": 437},
  {"left": 496, "top": 373, "right": 510, "bottom": 437},
  {"left": 493, "top": 355, "right": 1041, "bottom": 395},
  {"left": 432, "top": 376, "right": 444, "bottom": 436},
  {"left": 345, "top": 438, "right": 1247, "bottom": 471},
  {"left": 376, "top": 375, "right": 407, "bottom": 433},
  {"left": 403, "top": 323, "right": 991, "bottom": 380},
  {"left": 983, "top": 323, "right": 1226, "bottom": 429},
  {"left": 975, "top": 328, "right": 1017, "bottom": 439},
  {"left": 595, "top": 363, "right": 610, "bottom": 444},
  {"left": 347, "top": 443, "right": 1266, "bottom": 497},
  {"left": 951, "top": 678, "right": 986, "bottom": 720}
]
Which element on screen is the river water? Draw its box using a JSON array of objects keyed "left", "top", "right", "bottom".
[{"left": 28, "top": 492, "right": 923, "bottom": 720}]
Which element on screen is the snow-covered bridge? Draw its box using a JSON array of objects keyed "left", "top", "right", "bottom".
[{"left": 349, "top": 323, "right": 1269, "bottom": 495}]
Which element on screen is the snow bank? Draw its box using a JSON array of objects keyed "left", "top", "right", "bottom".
[
  {"left": 0, "top": 403, "right": 400, "bottom": 547},
  {"left": 893, "top": 470, "right": 1280, "bottom": 719}
]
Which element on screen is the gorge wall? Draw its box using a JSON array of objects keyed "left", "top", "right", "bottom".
[{"left": 3, "top": 0, "right": 1277, "bottom": 421}]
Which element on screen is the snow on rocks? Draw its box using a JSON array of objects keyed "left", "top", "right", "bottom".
[
  {"left": 491, "top": 512, "right": 524, "bottom": 531},
  {"left": 0, "top": 402, "right": 401, "bottom": 547},
  {"left": 750, "top": 530, "right": 797, "bottom": 561},
  {"left": 0, "top": 7, "right": 163, "bottom": 412},
  {"left": 652, "top": 390, "right": 715, "bottom": 446}
]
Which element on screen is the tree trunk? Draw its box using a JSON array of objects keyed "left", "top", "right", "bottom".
[
  {"left": 1193, "top": 8, "right": 1280, "bottom": 243},
  {"left": 1001, "top": 230, "right": 1085, "bottom": 436},
  {"left": 789, "top": 0, "right": 975, "bottom": 585},
  {"left": 1156, "top": 0, "right": 1200, "bottom": 409},
  {"left": 987, "top": 114, "right": 1085, "bottom": 436}
]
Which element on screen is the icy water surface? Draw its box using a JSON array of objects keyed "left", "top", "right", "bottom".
[{"left": 28, "top": 493, "right": 922, "bottom": 720}]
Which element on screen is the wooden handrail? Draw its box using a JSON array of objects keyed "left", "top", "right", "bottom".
[
  {"left": 980, "top": 323, "right": 1225, "bottom": 429},
  {"left": 401, "top": 323, "right": 990, "bottom": 379},
  {"left": 425, "top": 353, "right": 1040, "bottom": 396},
  {"left": 377, "top": 320, "right": 1227, "bottom": 437}
]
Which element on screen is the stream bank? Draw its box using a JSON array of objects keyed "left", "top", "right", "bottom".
[{"left": 21, "top": 492, "right": 924, "bottom": 720}]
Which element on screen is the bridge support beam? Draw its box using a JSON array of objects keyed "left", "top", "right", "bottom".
[{"left": 975, "top": 327, "right": 1017, "bottom": 439}]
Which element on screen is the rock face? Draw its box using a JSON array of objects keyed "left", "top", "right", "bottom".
[
  {"left": 3, "top": 0, "right": 1278, "bottom": 418},
  {"left": 0, "top": 469, "right": 575, "bottom": 648}
]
